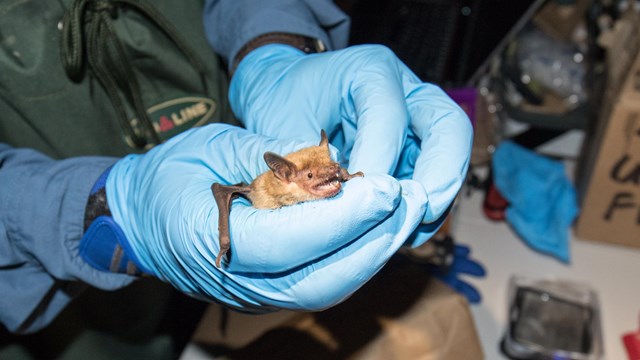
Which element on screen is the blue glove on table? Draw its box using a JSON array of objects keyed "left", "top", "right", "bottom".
[
  {"left": 431, "top": 244, "right": 486, "bottom": 304},
  {"left": 83, "top": 124, "right": 427, "bottom": 312},
  {"left": 230, "top": 44, "right": 474, "bottom": 239},
  {"left": 401, "top": 231, "right": 486, "bottom": 303}
]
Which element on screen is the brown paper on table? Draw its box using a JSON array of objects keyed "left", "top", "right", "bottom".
[{"left": 198, "top": 261, "right": 484, "bottom": 360}]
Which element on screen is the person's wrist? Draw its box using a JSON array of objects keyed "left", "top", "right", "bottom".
[{"left": 230, "top": 32, "right": 326, "bottom": 76}]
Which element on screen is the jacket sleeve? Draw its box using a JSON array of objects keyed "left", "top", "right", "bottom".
[
  {"left": 0, "top": 143, "right": 135, "bottom": 333},
  {"left": 203, "top": 0, "right": 350, "bottom": 66}
]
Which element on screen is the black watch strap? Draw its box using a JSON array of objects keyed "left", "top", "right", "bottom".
[
  {"left": 231, "top": 32, "right": 326, "bottom": 75},
  {"left": 84, "top": 187, "right": 111, "bottom": 232}
]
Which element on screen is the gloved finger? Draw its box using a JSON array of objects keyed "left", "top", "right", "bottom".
[
  {"left": 450, "top": 256, "right": 486, "bottom": 277},
  {"left": 402, "top": 69, "right": 473, "bottom": 223},
  {"left": 221, "top": 179, "right": 428, "bottom": 310},
  {"left": 437, "top": 276, "right": 482, "bottom": 304},
  {"left": 228, "top": 45, "right": 309, "bottom": 129},
  {"left": 454, "top": 244, "right": 471, "bottom": 257},
  {"left": 230, "top": 46, "right": 339, "bottom": 142},
  {"left": 198, "top": 124, "right": 320, "bottom": 184},
  {"left": 231, "top": 45, "right": 410, "bottom": 170},
  {"left": 393, "top": 133, "right": 421, "bottom": 180},
  {"left": 223, "top": 174, "right": 402, "bottom": 273},
  {"left": 341, "top": 46, "right": 409, "bottom": 175},
  {"left": 402, "top": 217, "right": 447, "bottom": 248},
  {"left": 116, "top": 123, "right": 316, "bottom": 186}
]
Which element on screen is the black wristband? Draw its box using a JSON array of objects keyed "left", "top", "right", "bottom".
[
  {"left": 84, "top": 187, "right": 111, "bottom": 232},
  {"left": 231, "top": 32, "right": 326, "bottom": 75}
]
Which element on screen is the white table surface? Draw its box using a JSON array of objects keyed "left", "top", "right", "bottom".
[{"left": 455, "top": 187, "right": 640, "bottom": 360}]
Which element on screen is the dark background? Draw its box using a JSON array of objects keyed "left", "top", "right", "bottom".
[{"left": 339, "top": 0, "right": 537, "bottom": 86}]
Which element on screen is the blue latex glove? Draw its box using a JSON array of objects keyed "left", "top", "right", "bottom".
[
  {"left": 493, "top": 141, "right": 578, "bottom": 262},
  {"left": 103, "top": 124, "right": 427, "bottom": 312},
  {"left": 230, "top": 44, "right": 473, "bottom": 235},
  {"left": 432, "top": 244, "right": 486, "bottom": 304},
  {"left": 403, "top": 230, "right": 486, "bottom": 303}
]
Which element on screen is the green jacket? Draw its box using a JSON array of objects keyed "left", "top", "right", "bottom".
[{"left": 0, "top": 0, "right": 238, "bottom": 159}]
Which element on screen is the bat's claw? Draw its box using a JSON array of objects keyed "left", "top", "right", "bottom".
[
  {"left": 340, "top": 169, "right": 364, "bottom": 181},
  {"left": 216, "top": 238, "right": 230, "bottom": 268},
  {"left": 215, "top": 252, "right": 223, "bottom": 268}
]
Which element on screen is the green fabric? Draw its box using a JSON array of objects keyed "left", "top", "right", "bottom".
[
  {"left": 0, "top": 0, "right": 239, "bottom": 159},
  {"left": 0, "top": 0, "right": 228, "bottom": 357}
]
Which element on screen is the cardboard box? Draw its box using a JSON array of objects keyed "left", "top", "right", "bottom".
[
  {"left": 575, "top": 50, "right": 640, "bottom": 247},
  {"left": 533, "top": 0, "right": 590, "bottom": 42}
]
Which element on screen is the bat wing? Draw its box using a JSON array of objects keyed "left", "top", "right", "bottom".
[{"left": 211, "top": 183, "right": 251, "bottom": 267}]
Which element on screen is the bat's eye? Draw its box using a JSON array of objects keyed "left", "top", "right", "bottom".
[{"left": 307, "top": 172, "right": 313, "bottom": 179}]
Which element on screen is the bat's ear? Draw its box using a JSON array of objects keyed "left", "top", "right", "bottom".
[
  {"left": 319, "top": 129, "right": 329, "bottom": 150},
  {"left": 264, "top": 152, "right": 297, "bottom": 182}
]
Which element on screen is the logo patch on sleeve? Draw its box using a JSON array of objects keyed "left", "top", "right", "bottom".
[{"left": 126, "top": 96, "right": 216, "bottom": 149}]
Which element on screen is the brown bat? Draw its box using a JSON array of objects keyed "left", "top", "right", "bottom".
[{"left": 211, "top": 130, "right": 364, "bottom": 267}]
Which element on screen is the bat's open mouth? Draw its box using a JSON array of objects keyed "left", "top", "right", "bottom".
[{"left": 313, "top": 175, "right": 342, "bottom": 197}]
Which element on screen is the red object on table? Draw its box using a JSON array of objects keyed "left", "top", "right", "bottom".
[
  {"left": 623, "top": 315, "right": 640, "bottom": 360},
  {"left": 483, "top": 181, "right": 508, "bottom": 221}
]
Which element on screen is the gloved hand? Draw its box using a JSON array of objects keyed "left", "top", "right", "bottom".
[
  {"left": 230, "top": 44, "right": 473, "bottom": 235},
  {"left": 89, "top": 124, "right": 427, "bottom": 312},
  {"left": 430, "top": 244, "right": 485, "bottom": 304},
  {"left": 400, "top": 232, "right": 486, "bottom": 303}
]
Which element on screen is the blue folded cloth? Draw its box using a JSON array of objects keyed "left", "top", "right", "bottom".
[{"left": 492, "top": 141, "right": 578, "bottom": 262}]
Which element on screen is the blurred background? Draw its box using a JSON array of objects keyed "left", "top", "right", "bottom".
[
  {"left": 182, "top": 1, "right": 640, "bottom": 359},
  {"left": 3, "top": 1, "right": 639, "bottom": 359}
]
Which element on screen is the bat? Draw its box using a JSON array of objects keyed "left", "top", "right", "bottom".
[{"left": 211, "top": 130, "right": 364, "bottom": 267}]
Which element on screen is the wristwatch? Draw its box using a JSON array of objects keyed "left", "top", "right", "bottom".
[{"left": 231, "top": 32, "right": 326, "bottom": 75}]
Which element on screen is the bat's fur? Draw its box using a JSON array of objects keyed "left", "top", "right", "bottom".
[{"left": 211, "top": 130, "right": 363, "bottom": 267}]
